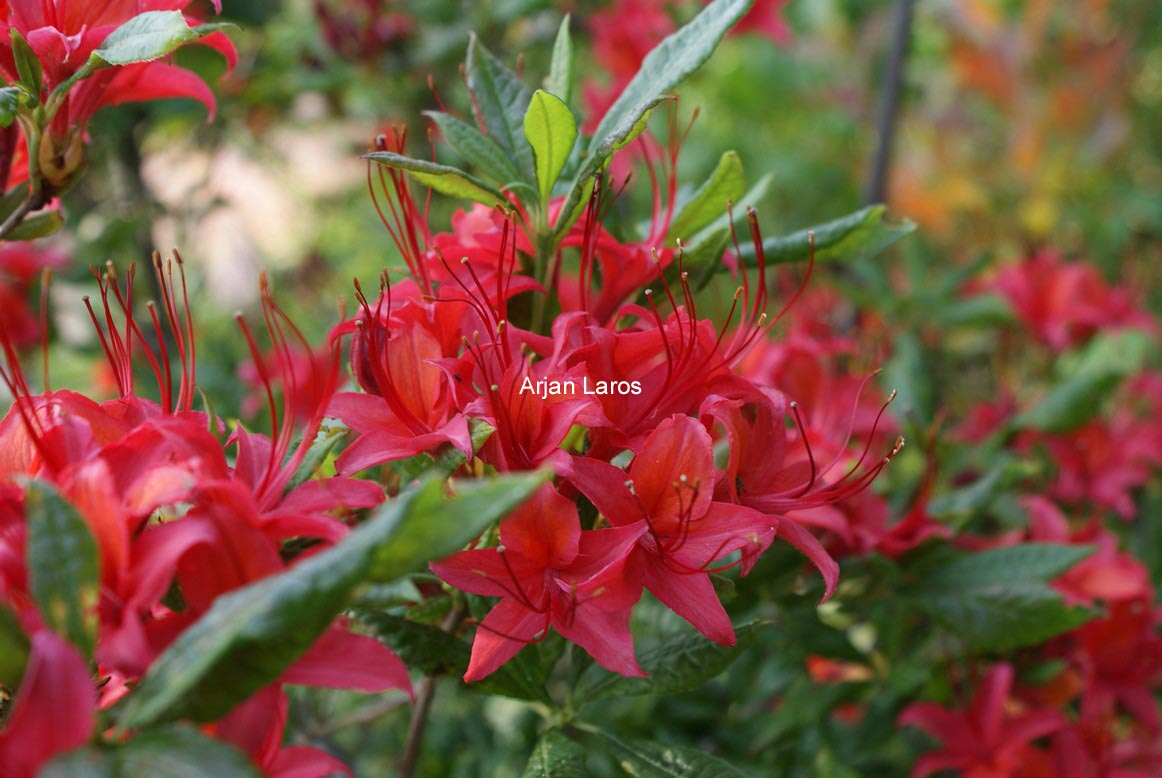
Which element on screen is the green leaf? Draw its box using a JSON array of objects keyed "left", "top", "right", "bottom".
[
  {"left": 524, "top": 90, "right": 578, "bottom": 204},
  {"left": 734, "top": 205, "right": 916, "bottom": 266},
  {"left": 1012, "top": 370, "right": 1123, "bottom": 434},
  {"left": 590, "top": 0, "right": 754, "bottom": 149},
  {"left": 466, "top": 35, "right": 536, "bottom": 186},
  {"left": 284, "top": 425, "right": 345, "bottom": 493},
  {"left": 926, "top": 456, "right": 1029, "bottom": 519},
  {"left": 366, "top": 472, "right": 545, "bottom": 582},
  {"left": 357, "top": 611, "right": 469, "bottom": 677},
  {"left": 908, "top": 544, "right": 1097, "bottom": 652},
  {"left": 6, "top": 208, "right": 64, "bottom": 241},
  {"left": 0, "top": 86, "right": 24, "bottom": 127},
  {"left": 117, "top": 473, "right": 544, "bottom": 728},
  {"left": 1058, "top": 329, "right": 1155, "bottom": 381},
  {"left": 546, "top": 15, "right": 575, "bottom": 107},
  {"left": 523, "top": 730, "right": 588, "bottom": 777},
  {"left": 25, "top": 482, "right": 100, "bottom": 658},
  {"left": 684, "top": 226, "right": 731, "bottom": 292},
  {"left": 364, "top": 151, "right": 508, "bottom": 207},
  {"left": 0, "top": 601, "right": 29, "bottom": 688},
  {"left": 592, "top": 730, "right": 746, "bottom": 777},
  {"left": 425, "top": 110, "right": 522, "bottom": 186},
  {"left": 552, "top": 95, "right": 670, "bottom": 239},
  {"left": 667, "top": 151, "right": 746, "bottom": 243},
  {"left": 10, "top": 28, "right": 42, "bottom": 97},
  {"left": 90, "top": 11, "right": 204, "bottom": 67},
  {"left": 391, "top": 420, "right": 494, "bottom": 482},
  {"left": 43, "top": 724, "right": 259, "bottom": 778},
  {"left": 914, "top": 544, "right": 1095, "bottom": 590},
  {"left": 579, "top": 621, "right": 767, "bottom": 702}
]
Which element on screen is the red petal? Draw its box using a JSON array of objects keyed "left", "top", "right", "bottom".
[
  {"left": 629, "top": 415, "right": 714, "bottom": 526},
  {"left": 643, "top": 556, "right": 735, "bottom": 646},
  {"left": 464, "top": 598, "right": 546, "bottom": 681},
  {"left": 0, "top": 630, "right": 96, "bottom": 777},
  {"left": 282, "top": 627, "right": 413, "bottom": 697}
]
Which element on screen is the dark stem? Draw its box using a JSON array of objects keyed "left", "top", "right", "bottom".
[
  {"left": 0, "top": 189, "right": 47, "bottom": 240},
  {"left": 864, "top": 0, "right": 916, "bottom": 205},
  {"left": 398, "top": 603, "right": 466, "bottom": 777}
]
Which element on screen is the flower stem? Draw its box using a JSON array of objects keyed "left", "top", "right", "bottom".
[{"left": 399, "top": 602, "right": 466, "bottom": 777}]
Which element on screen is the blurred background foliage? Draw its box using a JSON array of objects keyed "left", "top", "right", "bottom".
[{"left": 12, "top": 0, "right": 1161, "bottom": 774}]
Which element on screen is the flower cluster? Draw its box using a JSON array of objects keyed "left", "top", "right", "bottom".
[
  {"left": 0, "top": 260, "right": 407, "bottom": 776},
  {"left": 896, "top": 252, "right": 1162, "bottom": 776},
  {"left": 331, "top": 131, "right": 902, "bottom": 681}
]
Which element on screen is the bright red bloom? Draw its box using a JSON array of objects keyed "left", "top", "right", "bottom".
[
  {"left": 899, "top": 663, "right": 1066, "bottom": 778},
  {"left": 0, "top": 0, "right": 236, "bottom": 186},
  {"left": 564, "top": 414, "right": 777, "bottom": 645},
  {"left": 974, "top": 251, "right": 1156, "bottom": 351},
  {"left": 0, "top": 627, "right": 96, "bottom": 778},
  {"left": 431, "top": 484, "right": 647, "bottom": 680}
]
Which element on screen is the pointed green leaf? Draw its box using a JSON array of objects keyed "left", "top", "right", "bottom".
[
  {"left": 579, "top": 621, "right": 767, "bottom": 702},
  {"left": 667, "top": 151, "right": 746, "bottom": 243},
  {"left": 908, "top": 544, "right": 1098, "bottom": 652},
  {"left": 1012, "top": 370, "right": 1123, "bottom": 434},
  {"left": 589, "top": 0, "right": 754, "bottom": 148},
  {"left": 91, "top": 11, "right": 216, "bottom": 67},
  {"left": 593, "top": 730, "right": 746, "bottom": 777},
  {"left": 25, "top": 482, "right": 100, "bottom": 659},
  {"left": 357, "top": 612, "right": 469, "bottom": 677},
  {"left": 425, "top": 110, "right": 522, "bottom": 186},
  {"left": 364, "top": 150, "right": 508, "bottom": 207},
  {"left": 524, "top": 90, "right": 578, "bottom": 204},
  {"left": 6, "top": 209, "right": 64, "bottom": 241},
  {"left": 43, "top": 724, "right": 259, "bottom": 778},
  {"left": 733, "top": 205, "right": 916, "bottom": 266},
  {"left": 116, "top": 473, "right": 544, "bottom": 728},
  {"left": 10, "top": 28, "right": 42, "bottom": 97},
  {"left": 0, "top": 86, "right": 24, "bottom": 127},
  {"left": 914, "top": 544, "right": 1096, "bottom": 591},
  {"left": 546, "top": 15, "right": 575, "bottom": 106},
  {"left": 552, "top": 96, "right": 669, "bottom": 239},
  {"left": 523, "top": 730, "right": 588, "bottom": 777},
  {"left": 466, "top": 35, "right": 536, "bottom": 186}
]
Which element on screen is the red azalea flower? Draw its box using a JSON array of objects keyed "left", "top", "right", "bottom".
[
  {"left": 974, "top": 251, "right": 1156, "bottom": 351},
  {"left": 0, "top": 627, "right": 96, "bottom": 778},
  {"left": 564, "top": 414, "right": 777, "bottom": 645},
  {"left": 899, "top": 663, "right": 1066, "bottom": 778},
  {"left": 0, "top": 0, "right": 236, "bottom": 186},
  {"left": 431, "top": 484, "right": 647, "bottom": 680}
]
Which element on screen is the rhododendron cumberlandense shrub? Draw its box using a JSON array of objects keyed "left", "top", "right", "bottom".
[{"left": 1, "top": 0, "right": 1160, "bottom": 775}]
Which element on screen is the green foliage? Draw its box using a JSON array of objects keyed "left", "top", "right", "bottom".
[
  {"left": 589, "top": 729, "right": 747, "bottom": 777},
  {"left": 0, "top": 86, "right": 24, "bottom": 127},
  {"left": 523, "top": 730, "right": 588, "bottom": 777},
  {"left": 906, "top": 544, "right": 1097, "bottom": 651},
  {"left": 90, "top": 11, "right": 212, "bottom": 68},
  {"left": 117, "top": 473, "right": 544, "bottom": 727},
  {"left": 1012, "top": 370, "right": 1123, "bottom": 434},
  {"left": 0, "top": 601, "right": 29, "bottom": 688},
  {"left": 589, "top": 0, "right": 754, "bottom": 145},
  {"left": 43, "top": 725, "right": 259, "bottom": 778},
  {"left": 363, "top": 150, "right": 509, "bottom": 207},
  {"left": 466, "top": 35, "right": 537, "bottom": 189},
  {"left": 425, "top": 110, "right": 523, "bottom": 187},
  {"left": 546, "top": 16, "right": 576, "bottom": 107},
  {"left": 666, "top": 151, "right": 747, "bottom": 243},
  {"left": 733, "top": 205, "right": 916, "bottom": 266},
  {"left": 524, "top": 90, "right": 578, "bottom": 205},
  {"left": 10, "top": 28, "right": 42, "bottom": 97},
  {"left": 578, "top": 622, "right": 768, "bottom": 703},
  {"left": 25, "top": 481, "right": 100, "bottom": 659}
]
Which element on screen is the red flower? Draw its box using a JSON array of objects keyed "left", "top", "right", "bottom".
[
  {"left": 976, "top": 251, "right": 1156, "bottom": 351},
  {"left": 900, "top": 663, "right": 1066, "bottom": 777},
  {"left": 431, "top": 484, "right": 647, "bottom": 680},
  {"left": 564, "top": 414, "right": 777, "bottom": 645},
  {"left": 0, "top": 627, "right": 96, "bottom": 778}
]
